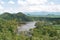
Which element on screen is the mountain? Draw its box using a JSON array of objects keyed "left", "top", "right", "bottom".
[
  {"left": 25, "top": 12, "right": 60, "bottom": 16},
  {"left": 0, "top": 12, "right": 32, "bottom": 21}
]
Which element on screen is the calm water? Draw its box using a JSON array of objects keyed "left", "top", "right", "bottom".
[{"left": 18, "top": 22, "right": 36, "bottom": 32}]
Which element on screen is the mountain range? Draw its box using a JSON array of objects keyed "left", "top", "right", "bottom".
[{"left": 25, "top": 12, "right": 60, "bottom": 16}]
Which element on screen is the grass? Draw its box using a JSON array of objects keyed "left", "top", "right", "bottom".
[{"left": 53, "top": 25, "right": 60, "bottom": 30}]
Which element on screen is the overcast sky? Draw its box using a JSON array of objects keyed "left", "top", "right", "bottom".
[{"left": 0, "top": 0, "right": 60, "bottom": 13}]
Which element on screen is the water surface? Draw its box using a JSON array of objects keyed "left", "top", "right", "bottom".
[{"left": 18, "top": 22, "right": 36, "bottom": 32}]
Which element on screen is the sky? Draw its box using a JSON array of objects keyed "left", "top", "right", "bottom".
[{"left": 0, "top": 0, "right": 60, "bottom": 13}]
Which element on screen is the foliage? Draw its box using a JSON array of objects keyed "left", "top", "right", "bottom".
[
  {"left": 0, "top": 12, "right": 60, "bottom": 40},
  {"left": 30, "top": 21, "right": 60, "bottom": 40}
]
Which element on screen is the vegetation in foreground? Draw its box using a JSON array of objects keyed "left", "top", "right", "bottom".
[{"left": 0, "top": 12, "right": 60, "bottom": 40}]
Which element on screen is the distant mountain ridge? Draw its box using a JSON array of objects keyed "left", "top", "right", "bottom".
[{"left": 25, "top": 12, "right": 60, "bottom": 16}]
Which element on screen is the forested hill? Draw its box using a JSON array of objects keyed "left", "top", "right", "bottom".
[
  {"left": 0, "top": 12, "right": 32, "bottom": 22},
  {"left": 0, "top": 12, "right": 60, "bottom": 40}
]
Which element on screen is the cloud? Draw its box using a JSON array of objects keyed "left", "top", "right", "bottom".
[
  {"left": 17, "top": 0, "right": 27, "bottom": 6},
  {"left": 0, "top": 0, "right": 60, "bottom": 13},
  {"left": 26, "top": 5, "right": 60, "bottom": 12},
  {"left": 0, "top": 5, "right": 4, "bottom": 13},
  {"left": 0, "top": 5, "right": 4, "bottom": 9},
  {"left": 0, "top": 1, "right": 5, "bottom": 4},
  {"left": 17, "top": 0, "right": 48, "bottom": 6},
  {"left": 17, "top": 0, "right": 60, "bottom": 12},
  {"left": 50, "top": 2, "right": 54, "bottom": 5},
  {"left": 8, "top": 1, "right": 15, "bottom": 4},
  {"left": 26, "top": 0, "right": 48, "bottom": 5}
]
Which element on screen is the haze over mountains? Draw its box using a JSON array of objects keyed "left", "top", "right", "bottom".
[{"left": 25, "top": 12, "right": 60, "bottom": 16}]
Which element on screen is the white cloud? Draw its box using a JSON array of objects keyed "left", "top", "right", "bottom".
[
  {"left": 8, "top": 1, "right": 15, "bottom": 4},
  {"left": 0, "top": 5, "right": 4, "bottom": 13},
  {"left": 0, "top": 5, "right": 4, "bottom": 9},
  {"left": 17, "top": 0, "right": 48, "bottom": 6},
  {"left": 50, "top": 2, "right": 55, "bottom": 5},
  {"left": 0, "top": 0, "right": 60, "bottom": 13},
  {"left": 17, "top": 0, "right": 27, "bottom": 6},
  {"left": 3, "top": 5, "right": 60, "bottom": 13},
  {"left": 26, "top": 5, "right": 60, "bottom": 12},
  {"left": 0, "top": 1, "right": 5, "bottom": 4},
  {"left": 26, "top": 0, "right": 48, "bottom": 5},
  {"left": 17, "top": 0, "right": 60, "bottom": 12}
]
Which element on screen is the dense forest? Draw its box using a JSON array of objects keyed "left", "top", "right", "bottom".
[{"left": 0, "top": 12, "right": 60, "bottom": 40}]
